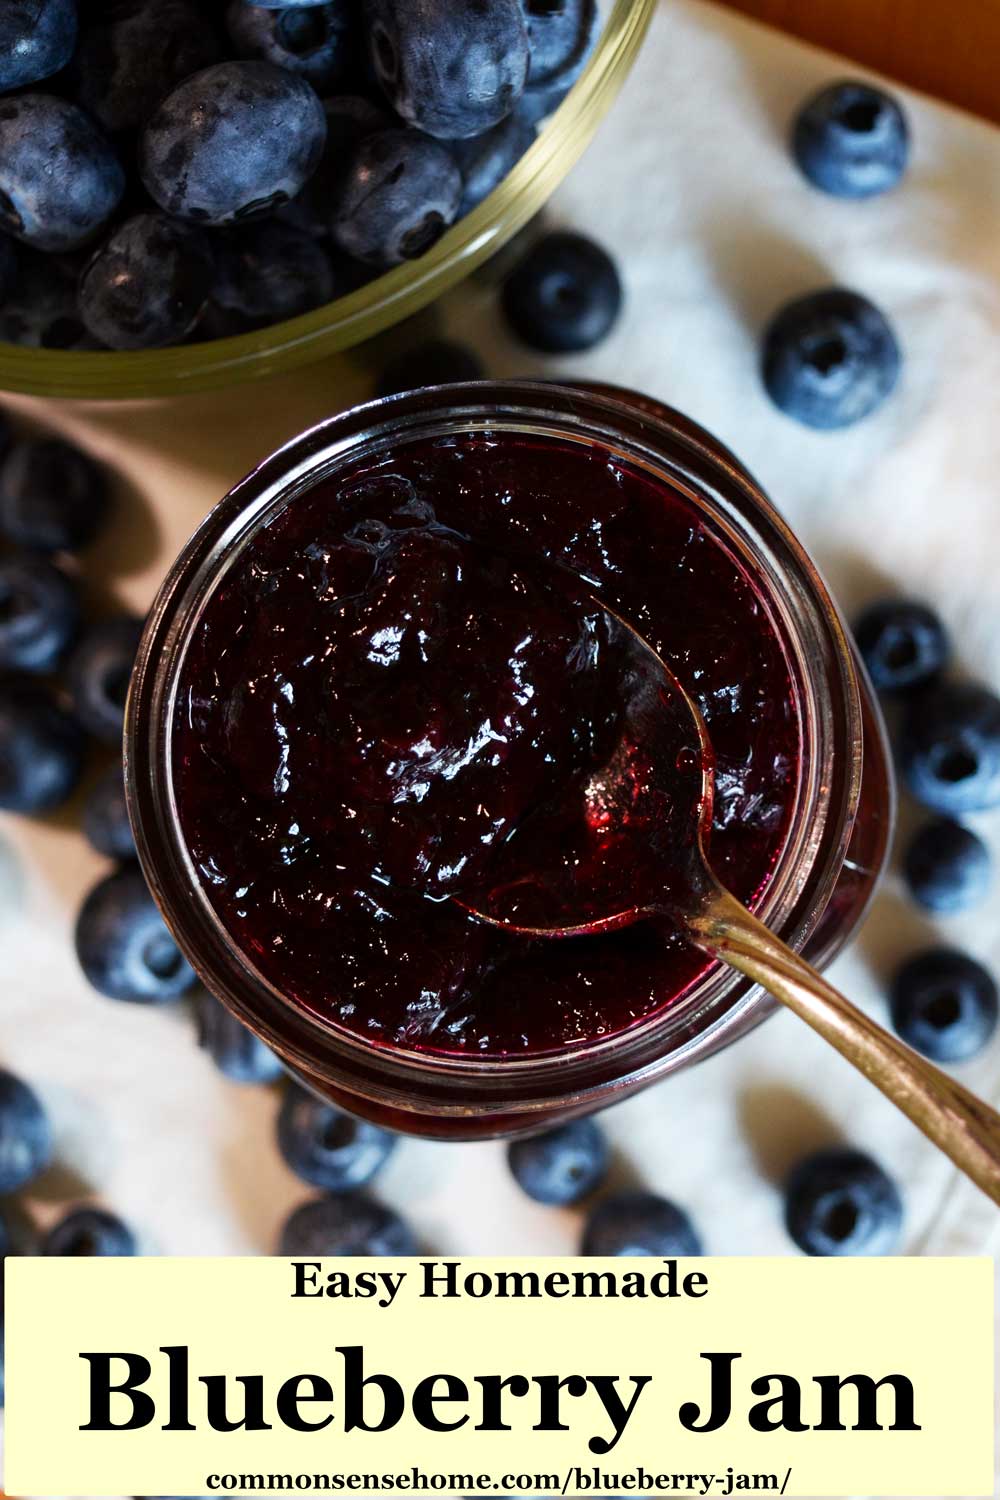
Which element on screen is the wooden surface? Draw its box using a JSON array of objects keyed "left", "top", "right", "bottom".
[{"left": 712, "top": 0, "right": 1000, "bottom": 124}]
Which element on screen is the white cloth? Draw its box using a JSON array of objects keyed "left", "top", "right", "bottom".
[{"left": 1, "top": 3, "right": 998, "bottom": 1494}]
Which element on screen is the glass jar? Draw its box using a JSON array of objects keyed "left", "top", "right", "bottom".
[{"left": 126, "top": 382, "right": 895, "bottom": 1138}]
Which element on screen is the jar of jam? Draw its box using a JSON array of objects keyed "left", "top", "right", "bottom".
[{"left": 126, "top": 382, "right": 894, "bottom": 1139}]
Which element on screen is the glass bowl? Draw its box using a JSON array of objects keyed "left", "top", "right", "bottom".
[{"left": 0, "top": 0, "right": 656, "bottom": 402}]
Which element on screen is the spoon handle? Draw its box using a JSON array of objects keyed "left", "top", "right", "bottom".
[{"left": 688, "top": 885, "right": 1000, "bottom": 1208}]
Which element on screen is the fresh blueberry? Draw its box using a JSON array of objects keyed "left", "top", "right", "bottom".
[
  {"left": 43, "top": 1205, "right": 137, "bottom": 1256},
  {"left": 0, "top": 0, "right": 78, "bottom": 93},
  {"left": 762, "top": 288, "right": 900, "bottom": 430},
  {"left": 195, "top": 993, "right": 285, "bottom": 1085},
  {"left": 0, "top": 437, "right": 109, "bottom": 553},
  {"left": 329, "top": 129, "right": 462, "bottom": 268},
  {"left": 0, "top": 678, "right": 86, "bottom": 812},
  {"left": 903, "top": 819, "right": 991, "bottom": 914},
  {"left": 79, "top": 214, "right": 215, "bottom": 351},
  {"left": 279, "top": 1192, "right": 417, "bottom": 1255},
  {"left": 452, "top": 110, "right": 536, "bottom": 215},
  {"left": 365, "top": 0, "right": 529, "bottom": 140},
  {"left": 72, "top": 0, "right": 221, "bottom": 136},
  {"left": 66, "top": 614, "right": 143, "bottom": 744},
  {"left": 0, "top": 251, "right": 92, "bottom": 349},
  {"left": 901, "top": 682, "right": 1000, "bottom": 815},
  {"left": 853, "top": 598, "right": 948, "bottom": 695},
  {"left": 890, "top": 948, "right": 998, "bottom": 1063},
  {"left": 581, "top": 1191, "right": 703, "bottom": 1256},
  {"left": 502, "top": 229, "right": 622, "bottom": 353},
  {"left": 277, "top": 1083, "right": 396, "bottom": 1190},
  {"left": 75, "top": 865, "right": 197, "bottom": 1003},
  {"left": 785, "top": 1148, "right": 902, "bottom": 1255},
  {"left": 793, "top": 81, "right": 910, "bottom": 199},
  {"left": 376, "top": 339, "right": 485, "bottom": 398},
  {"left": 82, "top": 761, "right": 135, "bottom": 860},
  {"left": 0, "top": 1068, "right": 53, "bottom": 1194},
  {"left": 226, "top": 2, "right": 359, "bottom": 92},
  {"left": 0, "top": 555, "right": 80, "bottom": 674},
  {"left": 283, "top": 93, "right": 390, "bottom": 240},
  {"left": 507, "top": 1117, "right": 608, "bottom": 1206},
  {"left": 0, "top": 94, "right": 125, "bottom": 253},
  {"left": 140, "top": 61, "right": 327, "bottom": 228},
  {"left": 520, "top": 0, "right": 597, "bottom": 121},
  {"left": 212, "top": 221, "right": 335, "bottom": 324}
]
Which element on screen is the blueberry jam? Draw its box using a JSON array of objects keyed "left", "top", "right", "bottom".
[{"left": 172, "top": 433, "right": 800, "bottom": 1056}]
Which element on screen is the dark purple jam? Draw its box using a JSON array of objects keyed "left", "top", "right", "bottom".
[{"left": 172, "top": 432, "right": 800, "bottom": 1056}]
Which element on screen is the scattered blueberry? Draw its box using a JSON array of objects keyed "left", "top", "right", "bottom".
[
  {"left": 890, "top": 948, "right": 998, "bottom": 1063},
  {"left": 140, "top": 61, "right": 327, "bottom": 228},
  {"left": 195, "top": 993, "right": 285, "bottom": 1085},
  {"left": 582, "top": 1191, "right": 703, "bottom": 1256},
  {"left": 66, "top": 614, "right": 143, "bottom": 744},
  {"left": 785, "top": 1148, "right": 903, "bottom": 1255},
  {"left": 0, "top": 94, "right": 125, "bottom": 253},
  {"left": 376, "top": 339, "right": 485, "bottom": 398},
  {"left": 0, "top": 678, "right": 86, "bottom": 812},
  {"left": 521, "top": 0, "right": 598, "bottom": 121},
  {"left": 212, "top": 221, "right": 335, "bottom": 325},
  {"left": 901, "top": 682, "right": 1000, "bottom": 814},
  {"left": 366, "top": 0, "right": 529, "bottom": 140},
  {"left": 507, "top": 1117, "right": 608, "bottom": 1206},
  {"left": 0, "top": 437, "right": 109, "bottom": 552},
  {"left": 279, "top": 1191, "right": 417, "bottom": 1255},
  {"left": 0, "top": 1068, "right": 53, "bottom": 1194},
  {"left": 278, "top": 1083, "right": 396, "bottom": 1191},
  {"left": 502, "top": 229, "right": 622, "bottom": 353},
  {"left": 793, "top": 81, "right": 910, "bottom": 199},
  {"left": 0, "top": 251, "right": 92, "bottom": 349},
  {"left": 854, "top": 598, "right": 948, "bottom": 695},
  {"left": 0, "top": 0, "right": 78, "bottom": 93},
  {"left": 226, "top": 2, "right": 358, "bottom": 92},
  {"left": 79, "top": 214, "right": 215, "bottom": 351},
  {"left": 72, "top": 0, "right": 221, "bottom": 135},
  {"left": 82, "top": 761, "right": 135, "bottom": 860},
  {"left": 903, "top": 819, "right": 991, "bottom": 914},
  {"left": 74, "top": 865, "right": 197, "bottom": 1003},
  {"left": 0, "top": 554, "right": 80, "bottom": 674},
  {"left": 43, "top": 1205, "right": 137, "bottom": 1256},
  {"left": 330, "top": 129, "right": 462, "bottom": 268},
  {"left": 762, "top": 288, "right": 900, "bottom": 429},
  {"left": 452, "top": 110, "right": 537, "bottom": 215}
]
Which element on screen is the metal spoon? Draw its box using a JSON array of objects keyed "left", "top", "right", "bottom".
[{"left": 463, "top": 605, "right": 1000, "bottom": 1207}]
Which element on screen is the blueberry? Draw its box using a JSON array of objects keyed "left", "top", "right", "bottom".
[
  {"left": 66, "top": 614, "right": 143, "bottom": 745},
  {"left": 376, "top": 339, "right": 485, "bottom": 399},
  {"left": 793, "top": 81, "right": 910, "bottom": 199},
  {"left": 890, "top": 948, "right": 998, "bottom": 1063},
  {"left": 508, "top": 1117, "right": 608, "bottom": 1206},
  {"left": 785, "top": 1148, "right": 903, "bottom": 1255},
  {"left": 452, "top": 110, "right": 536, "bottom": 215},
  {"left": 0, "top": 0, "right": 78, "bottom": 93},
  {"left": 0, "top": 230, "right": 16, "bottom": 301},
  {"left": 903, "top": 819, "right": 991, "bottom": 914},
  {"left": 365, "top": 0, "right": 529, "bottom": 140},
  {"left": 82, "top": 760, "right": 135, "bottom": 859},
  {"left": 0, "top": 555, "right": 80, "bottom": 674},
  {"left": 195, "top": 993, "right": 285, "bottom": 1085},
  {"left": 762, "top": 288, "right": 900, "bottom": 430},
  {"left": 73, "top": 0, "right": 221, "bottom": 136},
  {"left": 0, "top": 678, "right": 86, "bottom": 812},
  {"left": 502, "top": 230, "right": 622, "bottom": 353},
  {"left": 329, "top": 129, "right": 462, "bottom": 268},
  {"left": 79, "top": 214, "right": 215, "bottom": 351},
  {"left": 901, "top": 682, "right": 1000, "bottom": 815},
  {"left": 521, "top": 0, "right": 597, "bottom": 119},
  {"left": 212, "top": 221, "right": 335, "bottom": 324},
  {"left": 277, "top": 1083, "right": 396, "bottom": 1190},
  {"left": 0, "top": 1069, "right": 52, "bottom": 1194},
  {"left": 226, "top": 2, "right": 359, "bottom": 92},
  {"left": 279, "top": 1192, "right": 417, "bottom": 1255},
  {"left": 0, "top": 437, "right": 109, "bottom": 553},
  {"left": 581, "top": 1191, "right": 703, "bottom": 1256},
  {"left": 0, "top": 95, "right": 125, "bottom": 253},
  {"left": 0, "top": 251, "right": 92, "bottom": 349},
  {"left": 75, "top": 865, "right": 197, "bottom": 1003},
  {"left": 140, "top": 62, "right": 327, "bottom": 228},
  {"left": 854, "top": 598, "right": 948, "bottom": 695},
  {"left": 43, "top": 1206, "right": 137, "bottom": 1256}
]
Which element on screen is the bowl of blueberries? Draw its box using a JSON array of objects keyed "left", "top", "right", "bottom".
[{"left": 0, "top": 0, "right": 655, "bottom": 398}]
